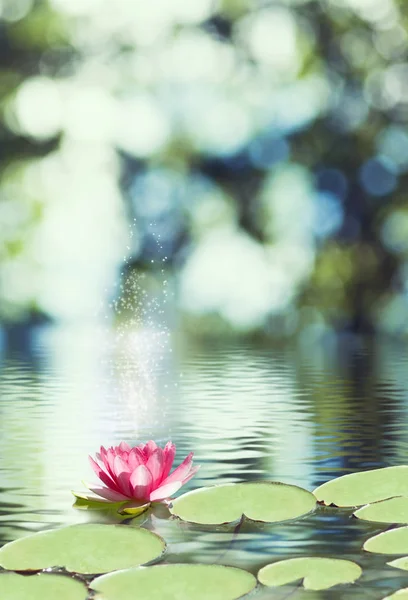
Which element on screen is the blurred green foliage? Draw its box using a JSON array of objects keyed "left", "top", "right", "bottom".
[{"left": 1, "top": 0, "right": 408, "bottom": 336}]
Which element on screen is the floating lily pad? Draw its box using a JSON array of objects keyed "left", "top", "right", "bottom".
[
  {"left": 381, "top": 590, "right": 408, "bottom": 599},
  {"left": 257, "top": 557, "right": 362, "bottom": 590},
  {"left": 364, "top": 526, "right": 408, "bottom": 555},
  {"left": 354, "top": 497, "right": 408, "bottom": 524},
  {"left": 91, "top": 564, "right": 257, "bottom": 600},
  {"left": 0, "top": 572, "right": 87, "bottom": 600},
  {"left": 388, "top": 556, "right": 408, "bottom": 572},
  {"left": 0, "top": 524, "right": 165, "bottom": 574},
  {"left": 170, "top": 482, "right": 316, "bottom": 525},
  {"left": 314, "top": 466, "right": 408, "bottom": 507}
]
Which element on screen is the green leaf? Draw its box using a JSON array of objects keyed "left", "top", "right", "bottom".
[
  {"left": 0, "top": 524, "right": 165, "bottom": 574},
  {"left": 119, "top": 502, "right": 151, "bottom": 516},
  {"left": 381, "top": 590, "right": 408, "bottom": 599},
  {"left": 354, "top": 497, "right": 408, "bottom": 524},
  {"left": 72, "top": 491, "right": 150, "bottom": 517},
  {"left": 72, "top": 491, "right": 116, "bottom": 505},
  {"left": 73, "top": 495, "right": 150, "bottom": 517},
  {"left": 387, "top": 556, "right": 408, "bottom": 572},
  {"left": 0, "top": 572, "right": 87, "bottom": 600},
  {"left": 91, "top": 564, "right": 257, "bottom": 600},
  {"left": 314, "top": 466, "right": 408, "bottom": 507},
  {"left": 257, "top": 557, "right": 362, "bottom": 590},
  {"left": 72, "top": 497, "right": 124, "bottom": 511},
  {"left": 170, "top": 481, "right": 316, "bottom": 525},
  {"left": 364, "top": 526, "right": 408, "bottom": 555}
]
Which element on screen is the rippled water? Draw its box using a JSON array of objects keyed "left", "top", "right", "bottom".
[{"left": 1, "top": 325, "right": 408, "bottom": 598}]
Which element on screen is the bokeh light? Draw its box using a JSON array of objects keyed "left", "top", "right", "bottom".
[{"left": 1, "top": 0, "right": 408, "bottom": 337}]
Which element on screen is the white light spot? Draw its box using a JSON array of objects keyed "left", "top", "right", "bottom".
[
  {"left": 63, "top": 86, "right": 116, "bottom": 142},
  {"left": 50, "top": 0, "right": 103, "bottom": 16},
  {"left": 0, "top": 0, "right": 33, "bottom": 22},
  {"left": 169, "top": 0, "right": 217, "bottom": 24},
  {"left": 13, "top": 77, "right": 62, "bottom": 140},
  {"left": 186, "top": 95, "right": 253, "bottom": 155},
  {"left": 115, "top": 96, "right": 171, "bottom": 157},
  {"left": 179, "top": 228, "right": 296, "bottom": 330},
  {"left": 160, "top": 30, "right": 235, "bottom": 83},
  {"left": 239, "top": 8, "right": 300, "bottom": 76}
]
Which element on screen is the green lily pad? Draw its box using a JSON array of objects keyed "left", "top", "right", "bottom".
[
  {"left": 354, "top": 497, "right": 408, "bottom": 524},
  {"left": 170, "top": 481, "right": 316, "bottom": 525},
  {"left": 387, "top": 556, "right": 408, "bottom": 572},
  {"left": 314, "top": 466, "right": 408, "bottom": 507},
  {"left": 257, "top": 557, "right": 362, "bottom": 590},
  {"left": 364, "top": 526, "right": 408, "bottom": 555},
  {"left": 0, "top": 524, "right": 165, "bottom": 574},
  {"left": 0, "top": 572, "right": 87, "bottom": 600},
  {"left": 381, "top": 590, "right": 408, "bottom": 599},
  {"left": 91, "top": 564, "right": 257, "bottom": 600}
]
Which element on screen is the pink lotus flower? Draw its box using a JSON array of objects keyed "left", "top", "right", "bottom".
[{"left": 74, "top": 441, "right": 199, "bottom": 506}]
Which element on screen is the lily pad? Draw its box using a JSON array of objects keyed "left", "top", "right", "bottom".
[
  {"left": 364, "top": 526, "right": 408, "bottom": 555},
  {"left": 354, "top": 497, "right": 408, "bottom": 524},
  {"left": 381, "top": 590, "right": 408, "bottom": 600},
  {"left": 314, "top": 466, "right": 408, "bottom": 507},
  {"left": 257, "top": 557, "right": 362, "bottom": 590},
  {"left": 0, "top": 572, "right": 87, "bottom": 600},
  {"left": 91, "top": 564, "right": 257, "bottom": 600},
  {"left": 388, "top": 556, "right": 408, "bottom": 572},
  {"left": 0, "top": 524, "right": 165, "bottom": 574},
  {"left": 170, "top": 481, "right": 316, "bottom": 525}
]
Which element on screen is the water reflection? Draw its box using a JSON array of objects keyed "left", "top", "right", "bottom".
[{"left": 1, "top": 326, "right": 408, "bottom": 597}]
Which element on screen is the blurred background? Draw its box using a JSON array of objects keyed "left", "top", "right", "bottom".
[{"left": 1, "top": 0, "right": 408, "bottom": 339}]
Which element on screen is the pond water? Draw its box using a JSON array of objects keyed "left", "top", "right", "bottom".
[{"left": 1, "top": 325, "right": 408, "bottom": 598}]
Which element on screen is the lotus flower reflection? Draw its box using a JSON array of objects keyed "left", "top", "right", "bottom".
[{"left": 73, "top": 441, "right": 199, "bottom": 507}]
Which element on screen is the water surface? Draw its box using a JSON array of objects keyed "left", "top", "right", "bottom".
[{"left": 1, "top": 326, "right": 408, "bottom": 598}]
